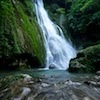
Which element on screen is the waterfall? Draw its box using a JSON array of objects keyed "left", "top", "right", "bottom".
[{"left": 34, "top": 0, "right": 76, "bottom": 70}]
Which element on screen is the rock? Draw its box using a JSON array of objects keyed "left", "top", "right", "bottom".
[
  {"left": 1, "top": 74, "right": 100, "bottom": 100},
  {"left": 94, "top": 75, "right": 100, "bottom": 80},
  {"left": 69, "top": 44, "right": 100, "bottom": 73},
  {"left": 90, "top": 81, "right": 100, "bottom": 87},
  {"left": 41, "top": 83, "right": 50, "bottom": 87},
  {"left": 84, "top": 81, "right": 100, "bottom": 87},
  {"left": 68, "top": 60, "right": 86, "bottom": 73},
  {"left": 83, "top": 97, "right": 92, "bottom": 100},
  {"left": 53, "top": 83, "right": 57, "bottom": 87},
  {"left": 71, "top": 94, "right": 78, "bottom": 100},
  {"left": 49, "top": 64, "right": 57, "bottom": 69},
  {"left": 29, "top": 81, "right": 34, "bottom": 84},
  {"left": 21, "top": 87, "right": 31, "bottom": 96},
  {"left": 64, "top": 80, "right": 73, "bottom": 85},
  {"left": 96, "top": 71, "right": 100, "bottom": 75},
  {"left": 13, "top": 87, "right": 31, "bottom": 100},
  {"left": 64, "top": 80, "right": 81, "bottom": 85},
  {"left": 21, "top": 74, "right": 32, "bottom": 82},
  {"left": 37, "top": 79, "right": 42, "bottom": 83},
  {"left": 0, "top": 74, "right": 24, "bottom": 90}
]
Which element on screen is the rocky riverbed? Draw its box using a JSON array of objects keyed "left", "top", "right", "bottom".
[{"left": 0, "top": 70, "right": 100, "bottom": 100}]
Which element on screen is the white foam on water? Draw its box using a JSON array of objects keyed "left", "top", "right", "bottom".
[{"left": 34, "top": 0, "right": 76, "bottom": 70}]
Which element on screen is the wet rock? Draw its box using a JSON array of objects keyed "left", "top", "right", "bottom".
[
  {"left": 69, "top": 44, "right": 100, "bottom": 73},
  {"left": 13, "top": 87, "right": 31, "bottom": 100},
  {"left": 68, "top": 60, "right": 86, "bottom": 72},
  {"left": 21, "top": 74, "right": 32, "bottom": 82},
  {"left": 90, "top": 81, "right": 100, "bottom": 87},
  {"left": 53, "top": 83, "right": 57, "bottom": 87},
  {"left": 0, "top": 74, "right": 100, "bottom": 100},
  {"left": 94, "top": 75, "right": 100, "bottom": 80},
  {"left": 84, "top": 81, "right": 100, "bottom": 87},
  {"left": 64, "top": 80, "right": 73, "bottom": 85},
  {"left": 64, "top": 80, "right": 81, "bottom": 85},
  {"left": 83, "top": 97, "right": 92, "bottom": 100},
  {"left": 41, "top": 83, "right": 50, "bottom": 87},
  {"left": 49, "top": 64, "right": 57, "bottom": 69},
  {"left": 37, "top": 79, "right": 42, "bottom": 83},
  {"left": 96, "top": 71, "right": 100, "bottom": 76},
  {"left": 71, "top": 94, "right": 78, "bottom": 100}
]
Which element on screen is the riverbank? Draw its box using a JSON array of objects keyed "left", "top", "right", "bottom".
[{"left": 0, "top": 70, "right": 100, "bottom": 100}]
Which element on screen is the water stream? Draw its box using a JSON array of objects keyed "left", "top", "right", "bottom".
[{"left": 34, "top": 0, "right": 76, "bottom": 70}]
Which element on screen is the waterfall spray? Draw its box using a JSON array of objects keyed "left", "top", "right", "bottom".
[{"left": 34, "top": 0, "right": 76, "bottom": 70}]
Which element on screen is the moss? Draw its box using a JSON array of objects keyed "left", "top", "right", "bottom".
[
  {"left": 69, "top": 44, "right": 100, "bottom": 73},
  {"left": 80, "top": 0, "right": 93, "bottom": 12},
  {"left": 0, "top": 0, "right": 45, "bottom": 69},
  {"left": 0, "top": 0, "right": 19, "bottom": 57},
  {"left": 0, "top": 74, "right": 24, "bottom": 90},
  {"left": 14, "top": 2, "right": 45, "bottom": 63}
]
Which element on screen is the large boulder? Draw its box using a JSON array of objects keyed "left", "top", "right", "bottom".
[{"left": 68, "top": 44, "right": 100, "bottom": 73}]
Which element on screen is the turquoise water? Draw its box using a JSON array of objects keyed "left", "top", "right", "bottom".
[
  {"left": 0, "top": 69, "right": 94, "bottom": 83},
  {"left": 0, "top": 69, "right": 70, "bottom": 78}
]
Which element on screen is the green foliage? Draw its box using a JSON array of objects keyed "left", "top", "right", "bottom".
[
  {"left": 56, "top": 8, "right": 65, "bottom": 14},
  {"left": 45, "top": 0, "right": 100, "bottom": 47},
  {"left": 20, "top": 0, "right": 35, "bottom": 16},
  {"left": 0, "top": 0, "right": 19, "bottom": 57},
  {"left": 0, "top": 0, "right": 45, "bottom": 68},
  {"left": 15, "top": 3, "right": 45, "bottom": 63},
  {"left": 61, "top": 0, "right": 100, "bottom": 47},
  {"left": 0, "top": 74, "right": 24, "bottom": 90},
  {"left": 69, "top": 44, "right": 100, "bottom": 73},
  {"left": 68, "top": 0, "right": 100, "bottom": 33}
]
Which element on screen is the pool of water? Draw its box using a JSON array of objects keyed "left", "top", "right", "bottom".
[{"left": 0, "top": 69, "right": 95, "bottom": 83}]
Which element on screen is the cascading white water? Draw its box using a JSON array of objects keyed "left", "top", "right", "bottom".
[{"left": 34, "top": 0, "right": 76, "bottom": 70}]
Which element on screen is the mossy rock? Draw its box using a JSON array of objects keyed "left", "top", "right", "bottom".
[
  {"left": 0, "top": 73, "right": 32, "bottom": 100},
  {"left": 69, "top": 44, "right": 100, "bottom": 73},
  {"left": 0, "top": 0, "right": 45, "bottom": 70},
  {"left": 0, "top": 74, "right": 24, "bottom": 90}
]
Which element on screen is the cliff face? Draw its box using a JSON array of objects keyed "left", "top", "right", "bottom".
[{"left": 0, "top": 0, "right": 45, "bottom": 70}]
